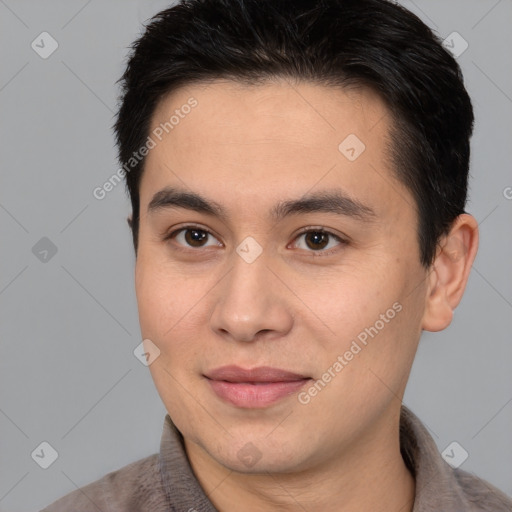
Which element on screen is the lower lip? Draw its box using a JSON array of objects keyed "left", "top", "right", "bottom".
[{"left": 207, "top": 378, "right": 311, "bottom": 408}]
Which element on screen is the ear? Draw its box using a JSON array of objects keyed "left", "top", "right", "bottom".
[
  {"left": 421, "top": 214, "right": 479, "bottom": 332},
  {"left": 127, "top": 215, "right": 133, "bottom": 229}
]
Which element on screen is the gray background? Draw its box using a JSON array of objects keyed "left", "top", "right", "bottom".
[{"left": 0, "top": 0, "right": 511, "bottom": 510}]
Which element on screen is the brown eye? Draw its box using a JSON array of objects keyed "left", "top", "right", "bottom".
[
  {"left": 167, "top": 226, "right": 222, "bottom": 249},
  {"left": 304, "top": 231, "right": 330, "bottom": 250},
  {"left": 292, "top": 229, "right": 345, "bottom": 255},
  {"left": 184, "top": 228, "right": 208, "bottom": 247}
]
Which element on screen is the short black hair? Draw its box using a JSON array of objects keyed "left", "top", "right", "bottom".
[{"left": 113, "top": 0, "right": 474, "bottom": 267}]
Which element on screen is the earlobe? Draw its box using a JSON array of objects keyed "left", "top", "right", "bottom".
[{"left": 421, "top": 214, "right": 479, "bottom": 332}]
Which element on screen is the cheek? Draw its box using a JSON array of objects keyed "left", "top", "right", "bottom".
[
  {"left": 135, "top": 260, "right": 207, "bottom": 419},
  {"left": 335, "top": 278, "right": 423, "bottom": 396},
  {"left": 304, "top": 259, "right": 422, "bottom": 381},
  {"left": 135, "top": 266, "right": 170, "bottom": 338},
  {"left": 135, "top": 256, "right": 212, "bottom": 363},
  {"left": 136, "top": 249, "right": 186, "bottom": 326},
  {"left": 288, "top": 259, "right": 396, "bottom": 339}
]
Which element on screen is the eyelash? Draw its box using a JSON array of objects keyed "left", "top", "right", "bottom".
[{"left": 163, "top": 224, "right": 347, "bottom": 257}]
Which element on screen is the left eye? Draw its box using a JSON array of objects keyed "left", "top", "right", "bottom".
[{"left": 292, "top": 230, "right": 344, "bottom": 253}]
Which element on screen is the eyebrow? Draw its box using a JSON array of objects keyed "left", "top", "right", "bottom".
[{"left": 147, "top": 186, "right": 377, "bottom": 223}]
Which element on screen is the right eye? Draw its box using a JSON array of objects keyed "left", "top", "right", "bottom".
[{"left": 164, "top": 225, "right": 223, "bottom": 250}]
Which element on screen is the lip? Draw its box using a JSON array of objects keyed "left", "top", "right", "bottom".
[{"left": 204, "top": 365, "right": 311, "bottom": 408}]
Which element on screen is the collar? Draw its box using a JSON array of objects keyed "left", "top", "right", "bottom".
[
  {"left": 399, "top": 406, "right": 468, "bottom": 511},
  {"left": 158, "top": 406, "right": 469, "bottom": 511}
]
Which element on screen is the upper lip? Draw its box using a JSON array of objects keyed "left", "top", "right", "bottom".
[{"left": 205, "top": 365, "right": 310, "bottom": 383}]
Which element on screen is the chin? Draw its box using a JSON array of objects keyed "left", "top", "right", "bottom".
[
  {"left": 218, "top": 449, "right": 301, "bottom": 474},
  {"left": 202, "top": 431, "right": 310, "bottom": 474}
]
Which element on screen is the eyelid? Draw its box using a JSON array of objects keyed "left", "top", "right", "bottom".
[
  {"left": 163, "top": 222, "right": 219, "bottom": 239},
  {"left": 293, "top": 225, "right": 348, "bottom": 241}
]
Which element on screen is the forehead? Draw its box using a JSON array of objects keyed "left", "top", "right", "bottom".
[
  {"left": 141, "top": 79, "right": 412, "bottom": 224},
  {"left": 150, "top": 79, "right": 389, "bottom": 148}
]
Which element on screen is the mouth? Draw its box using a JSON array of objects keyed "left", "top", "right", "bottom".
[{"left": 204, "top": 365, "right": 312, "bottom": 408}]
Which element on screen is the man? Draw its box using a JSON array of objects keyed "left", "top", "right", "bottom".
[{"left": 42, "top": 0, "right": 512, "bottom": 510}]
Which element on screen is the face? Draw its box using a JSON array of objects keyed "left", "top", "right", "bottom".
[{"left": 135, "top": 79, "right": 429, "bottom": 474}]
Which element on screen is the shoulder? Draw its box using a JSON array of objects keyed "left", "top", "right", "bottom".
[
  {"left": 399, "top": 406, "right": 512, "bottom": 511},
  {"left": 40, "top": 453, "right": 170, "bottom": 512},
  {"left": 452, "top": 467, "right": 512, "bottom": 512}
]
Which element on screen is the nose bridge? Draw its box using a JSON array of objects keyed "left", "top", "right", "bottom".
[
  {"left": 229, "top": 254, "right": 266, "bottom": 308},
  {"left": 222, "top": 250, "right": 272, "bottom": 321},
  {"left": 210, "top": 245, "right": 292, "bottom": 342}
]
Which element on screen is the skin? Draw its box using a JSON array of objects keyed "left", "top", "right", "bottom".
[{"left": 133, "top": 79, "right": 478, "bottom": 512}]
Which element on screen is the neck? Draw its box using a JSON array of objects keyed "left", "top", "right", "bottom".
[{"left": 184, "top": 407, "right": 415, "bottom": 512}]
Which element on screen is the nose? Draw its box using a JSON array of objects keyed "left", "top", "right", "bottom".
[{"left": 209, "top": 248, "right": 294, "bottom": 343}]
